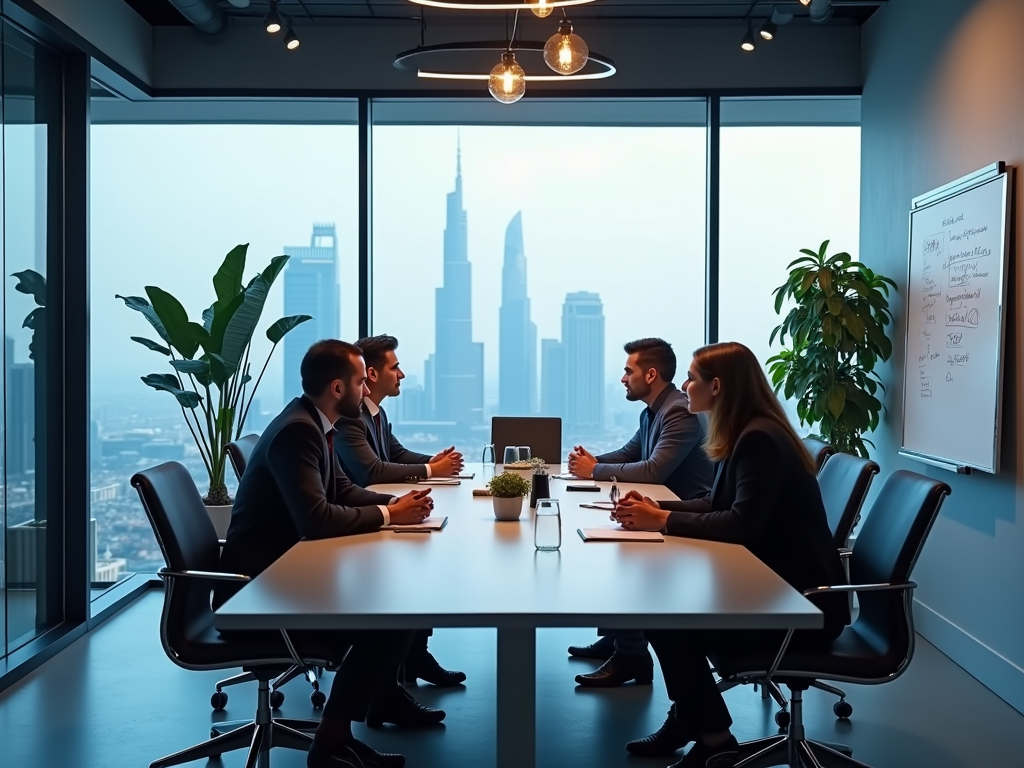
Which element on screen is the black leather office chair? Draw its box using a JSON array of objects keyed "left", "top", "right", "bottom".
[
  {"left": 132, "top": 461, "right": 335, "bottom": 768},
  {"left": 218, "top": 435, "right": 328, "bottom": 710},
  {"left": 491, "top": 416, "right": 562, "bottom": 464},
  {"left": 801, "top": 437, "right": 835, "bottom": 472},
  {"left": 714, "top": 469, "right": 951, "bottom": 767}
]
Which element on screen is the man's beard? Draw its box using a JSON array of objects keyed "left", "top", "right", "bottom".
[
  {"left": 339, "top": 392, "right": 363, "bottom": 419},
  {"left": 625, "top": 382, "right": 650, "bottom": 402}
]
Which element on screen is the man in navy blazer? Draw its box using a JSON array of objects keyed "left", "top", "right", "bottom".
[
  {"left": 567, "top": 338, "right": 714, "bottom": 689},
  {"left": 334, "top": 334, "right": 467, "bottom": 688}
]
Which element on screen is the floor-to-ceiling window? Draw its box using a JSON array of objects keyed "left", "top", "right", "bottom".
[
  {"left": 371, "top": 100, "right": 708, "bottom": 462},
  {"left": 88, "top": 102, "right": 359, "bottom": 597},
  {"left": 2, "top": 20, "right": 62, "bottom": 657},
  {"left": 717, "top": 97, "right": 862, "bottom": 430}
]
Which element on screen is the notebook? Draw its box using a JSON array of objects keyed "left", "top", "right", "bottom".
[
  {"left": 384, "top": 516, "right": 449, "bottom": 532},
  {"left": 579, "top": 501, "right": 615, "bottom": 511},
  {"left": 577, "top": 526, "right": 664, "bottom": 542},
  {"left": 412, "top": 478, "right": 461, "bottom": 486}
]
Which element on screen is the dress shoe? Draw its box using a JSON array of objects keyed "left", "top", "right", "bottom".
[
  {"left": 575, "top": 649, "right": 654, "bottom": 687},
  {"left": 567, "top": 635, "right": 615, "bottom": 661},
  {"left": 402, "top": 650, "right": 467, "bottom": 687},
  {"left": 668, "top": 734, "right": 739, "bottom": 768},
  {"left": 346, "top": 737, "right": 406, "bottom": 768},
  {"left": 366, "top": 685, "right": 447, "bottom": 728},
  {"left": 306, "top": 741, "right": 361, "bottom": 768},
  {"left": 625, "top": 705, "right": 693, "bottom": 757}
]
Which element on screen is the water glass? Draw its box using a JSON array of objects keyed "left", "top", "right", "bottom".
[
  {"left": 503, "top": 446, "right": 519, "bottom": 465},
  {"left": 482, "top": 443, "right": 496, "bottom": 464},
  {"left": 534, "top": 499, "right": 561, "bottom": 551},
  {"left": 518, "top": 446, "right": 532, "bottom": 462}
]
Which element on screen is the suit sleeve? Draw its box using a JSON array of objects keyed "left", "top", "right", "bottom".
[
  {"left": 388, "top": 429, "right": 432, "bottom": 466},
  {"left": 267, "top": 422, "right": 386, "bottom": 538},
  {"left": 593, "top": 404, "right": 700, "bottom": 485},
  {"left": 665, "top": 430, "right": 784, "bottom": 544},
  {"left": 594, "top": 428, "right": 642, "bottom": 465},
  {"left": 333, "top": 415, "right": 426, "bottom": 485}
]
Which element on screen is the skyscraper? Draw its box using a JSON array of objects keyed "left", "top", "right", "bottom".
[
  {"left": 282, "top": 223, "right": 340, "bottom": 401},
  {"left": 540, "top": 338, "right": 566, "bottom": 419},
  {"left": 498, "top": 211, "right": 537, "bottom": 416},
  {"left": 432, "top": 142, "right": 484, "bottom": 425},
  {"left": 5, "top": 336, "right": 35, "bottom": 477},
  {"left": 562, "top": 292, "right": 605, "bottom": 433}
]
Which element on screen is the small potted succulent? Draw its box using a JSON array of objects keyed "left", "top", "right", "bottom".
[{"left": 487, "top": 470, "right": 532, "bottom": 521}]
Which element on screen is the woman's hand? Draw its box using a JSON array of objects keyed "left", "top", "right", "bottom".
[{"left": 613, "top": 497, "right": 670, "bottom": 532}]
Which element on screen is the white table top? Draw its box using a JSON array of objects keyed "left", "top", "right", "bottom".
[{"left": 215, "top": 464, "right": 822, "bottom": 632}]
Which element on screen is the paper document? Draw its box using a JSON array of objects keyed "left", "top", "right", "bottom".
[
  {"left": 414, "top": 479, "right": 461, "bottom": 486},
  {"left": 553, "top": 474, "right": 585, "bottom": 481},
  {"left": 454, "top": 473, "right": 476, "bottom": 479},
  {"left": 577, "top": 527, "right": 664, "bottom": 542},
  {"left": 385, "top": 516, "right": 449, "bottom": 532}
]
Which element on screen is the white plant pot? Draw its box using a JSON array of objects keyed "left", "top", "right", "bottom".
[
  {"left": 492, "top": 496, "right": 525, "bottom": 522},
  {"left": 205, "top": 504, "right": 233, "bottom": 539}
]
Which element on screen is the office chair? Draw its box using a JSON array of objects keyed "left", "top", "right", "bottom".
[
  {"left": 215, "top": 435, "right": 328, "bottom": 711},
  {"left": 801, "top": 437, "right": 835, "bottom": 473},
  {"left": 714, "top": 469, "right": 950, "bottom": 767},
  {"left": 132, "top": 462, "right": 336, "bottom": 768},
  {"left": 491, "top": 416, "right": 562, "bottom": 464}
]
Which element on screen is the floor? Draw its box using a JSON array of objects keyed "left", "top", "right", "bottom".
[{"left": 1, "top": 591, "right": 1022, "bottom": 768}]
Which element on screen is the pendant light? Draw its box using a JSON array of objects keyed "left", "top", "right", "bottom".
[
  {"left": 489, "top": 51, "right": 527, "bottom": 103},
  {"left": 265, "top": 0, "right": 282, "bottom": 33},
  {"left": 543, "top": 19, "right": 588, "bottom": 75},
  {"left": 740, "top": 21, "right": 756, "bottom": 51},
  {"left": 530, "top": 0, "right": 554, "bottom": 17}
]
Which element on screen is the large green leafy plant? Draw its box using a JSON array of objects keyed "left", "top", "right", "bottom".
[
  {"left": 767, "top": 240, "right": 897, "bottom": 458},
  {"left": 119, "top": 244, "right": 311, "bottom": 505}
]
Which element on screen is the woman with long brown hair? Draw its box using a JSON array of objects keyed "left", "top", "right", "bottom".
[{"left": 613, "top": 342, "right": 848, "bottom": 768}]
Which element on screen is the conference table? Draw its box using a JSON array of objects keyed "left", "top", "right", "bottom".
[{"left": 215, "top": 464, "right": 822, "bottom": 768}]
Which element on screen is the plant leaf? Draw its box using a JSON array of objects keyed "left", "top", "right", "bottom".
[
  {"left": 141, "top": 373, "right": 202, "bottom": 409},
  {"left": 170, "top": 359, "right": 211, "bottom": 375},
  {"left": 214, "top": 244, "right": 248, "bottom": 307},
  {"left": 266, "top": 314, "right": 313, "bottom": 344},
  {"left": 131, "top": 336, "right": 172, "bottom": 356},
  {"left": 145, "top": 286, "right": 199, "bottom": 359},
  {"left": 116, "top": 294, "right": 171, "bottom": 344},
  {"left": 12, "top": 269, "right": 47, "bottom": 306},
  {"left": 202, "top": 303, "right": 216, "bottom": 332},
  {"left": 260, "top": 255, "right": 290, "bottom": 288},
  {"left": 220, "top": 275, "right": 270, "bottom": 372}
]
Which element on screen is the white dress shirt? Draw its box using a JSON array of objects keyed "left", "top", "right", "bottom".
[{"left": 314, "top": 405, "right": 391, "bottom": 526}]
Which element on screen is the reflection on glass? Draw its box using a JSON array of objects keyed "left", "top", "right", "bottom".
[{"left": 503, "top": 446, "right": 519, "bottom": 465}]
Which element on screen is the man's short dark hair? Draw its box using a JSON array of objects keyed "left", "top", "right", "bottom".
[
  {"left": 624, "top": 338, "right": 677, "bottom": 383},
  {"left": 300, "top": 340, "right": 363, "bottom": 397},
  {"left": 355, "top": 334, "right": 399, "bottom": 372}
]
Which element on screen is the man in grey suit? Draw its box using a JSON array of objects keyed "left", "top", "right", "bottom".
[
  {"left": 566, "top": 338, "right": 714, "bottom": 688},
  {"left": 335, "top": 334, "right": 466, "bottom": 688}
]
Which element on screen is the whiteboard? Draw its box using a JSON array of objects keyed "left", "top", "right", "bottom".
[{"left": 900, "top": 164, "right": 1012, "bottom": 474}]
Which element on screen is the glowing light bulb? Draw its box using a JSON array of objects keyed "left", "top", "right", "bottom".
[
  {"left": 530, "top": 0, "right": 553, "bottom": 18},
  {"left": 488, "top": 52, "right": 526, "bottom": 104},
  {"left": 543, "top": 21, "right": 588, "bottom": 76}
]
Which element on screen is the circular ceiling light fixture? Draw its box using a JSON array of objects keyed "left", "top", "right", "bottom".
[
  {"left": 404, "top": 0, "right": 596, "bottom": 10},
  {"left": 394, "top": 41, "right": 616, "bottom": 84},
  {"left": 543, "top": 20, "right": 588, "bottom": 75}
]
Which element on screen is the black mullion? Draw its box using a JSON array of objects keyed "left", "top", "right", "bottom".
[
  {"left": 358, "top": 96, "right": 371, "bottom": 338},
  {"left": 705, "top": 95, "right": 721, "bottom": 345}
]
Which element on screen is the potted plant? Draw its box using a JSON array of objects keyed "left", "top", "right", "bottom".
[
  {"left": 118, "top": 244, "right": 311, "bottom": 517},
  {"left": 768, "top": 240, "right": 897, "bottom": 457},
  {"left": 487, "top": 471, "right": 532, "bottom": 521}
]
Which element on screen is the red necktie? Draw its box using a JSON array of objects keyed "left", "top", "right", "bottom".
[{"left": 326, "top": 430, "right": 335, "bottom": 454}]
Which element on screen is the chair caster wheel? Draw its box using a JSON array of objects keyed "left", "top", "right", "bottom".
[
  {"left": 211, "top": 691, "right": 228, "bottom": 710},
  {"left": 833, "top": 700, "right": 853, "bottom": 719},
  {"left": 271, "top": 690, "right": 285, "bottom": 709},
  {"left": 775, "top": 709, "right": 791, "bottom": 729},
  {"left": 311, "top": 690, "right": 327, "bottom": 708}
]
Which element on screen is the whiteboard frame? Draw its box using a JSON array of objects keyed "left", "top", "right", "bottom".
[{"left": 899, "top": 162, "right": 1013, "bottom": 474}]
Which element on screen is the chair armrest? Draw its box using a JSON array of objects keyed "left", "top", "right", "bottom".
[
  {"left": 838, "top": 548, "right": 852, "bottom": 559},
  {"left": 158, "top": 567, "right": 250, "bottom": 583},
  {"left": 803, "top": 581, "right": 916, "bottom": 596}
]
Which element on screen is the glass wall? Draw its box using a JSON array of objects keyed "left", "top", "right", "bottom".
[
  {"left": 371, "top": 100, "right": 707, "bottom": 462},
  {"left": 718, "top": 98, "right": 862, "bottom": 430},
  {"left": 2, "top": 20, "right": 62, "bottom": 656},
  {"left": 89, "top": 112, "right": 359, "bottom": 591}
]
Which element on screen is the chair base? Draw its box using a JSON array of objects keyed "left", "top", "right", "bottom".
[{"left": 154, "top": 676, "right": 319, "bottom": 768}]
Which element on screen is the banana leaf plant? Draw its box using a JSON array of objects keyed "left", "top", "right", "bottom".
[
  {"left": 767, "top": 240, "right": 897, "bottom": 458},
  {"left": 119, "top": 244, "right": 311, "bottom": 505}
]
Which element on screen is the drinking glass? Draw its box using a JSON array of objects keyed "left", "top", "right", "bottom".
[
  {"left": 609, "top": 475, "right": 620, "bottom": 522},
  {"left": 518, "top": 446, "right": 532, "bottom": 462},
  {"left": 482, "top": 444, "right": 496, "bottom": 464},
  {"left": 503, "top": 446, "right": 519, "bottom": 465},
  {"left": 534, "top": 499, "right": 561, "bottom": 551}
]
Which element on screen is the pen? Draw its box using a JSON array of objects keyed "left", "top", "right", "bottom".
[{"left": 392, "top": 529, "right": 432, "bottom": 534}]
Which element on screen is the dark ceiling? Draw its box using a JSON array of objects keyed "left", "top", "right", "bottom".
[{"left": 122, "top": 0, "right": 885, "bottom": 26}]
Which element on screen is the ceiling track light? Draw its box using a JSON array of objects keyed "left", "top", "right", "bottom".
[
  {"left": 809, "top": 0, "right": 834, "bottom": 23},
  {"left": 265, "top": 0, "right": 282, "bottom": 33},
  {"left": 284, "top": 24, "right": 300, "bottom": 50},
  {"left": 741, "top": 21, "right": 756, "bottom": 52},
  {"left": 759, "top": 18, "right": 776, "bottom": 40}
]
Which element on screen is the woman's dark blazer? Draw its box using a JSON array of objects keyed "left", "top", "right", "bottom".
[{"left": 661, "top": 416, "right": 850, "bottom": 636}]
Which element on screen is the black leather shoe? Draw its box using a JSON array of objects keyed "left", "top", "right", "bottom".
[
  {"left": 575, "top": 650, "right": 654, "bottom": 687},
  {"left": 567, "top": 635, "right": 615, "bottom": 661},
  {"left": 403, "top": 650, "right": 467, "bottom": 687},
  {"left": 306, "top": 741, "right": 362, "bottom": 768},
  {"left": 366, "top": 686, "right": 447, "bottom": 729},
  {"left": 668, "top": 734, "right": 739, "bottom": 768},
  {"left": 346, "top": 737, "right": 406, "bottom": 768},
  {"left": 626, "top": 705, "right": 693, "bottom": 756}
]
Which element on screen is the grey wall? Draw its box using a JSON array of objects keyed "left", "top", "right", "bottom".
[{"left": 860, "top": 0, "right": 1024, "bottom": 714}]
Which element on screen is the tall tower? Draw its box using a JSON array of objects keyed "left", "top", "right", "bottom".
[
  {"left": 540, "top": 338, "right": 566, "bottom": 419},
  {"left": 5, "top": 336, "right": 35, "bottom": 477},
  {"left": 282, "top": 223, "right": 340, "bottom": 401},
  {"left": 433, "top": 140, "right": 484, "bottom": 425},
  {"left": 498, "top": 211, "right": 537, "bottom": 415},
  {"left": 562, "top": 292, "right": 605, "bottom": 433}
]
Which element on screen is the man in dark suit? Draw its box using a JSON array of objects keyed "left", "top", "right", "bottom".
[
  {"left": 215, "top": 340, "right": 442, "bottom": 768},
  {"left": 566, "top": 338, "right": 714, "bottom": 688},
  {"left": 335, "top": 334, "right": 466, "bottom": 687}
]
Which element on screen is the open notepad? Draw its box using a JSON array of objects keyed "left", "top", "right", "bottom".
[
  {"left": 384, "top": 516, "right": 449, "bottom": 532},
  {"left": 577, "top": 526, "right": 664, "bottom": 542}
]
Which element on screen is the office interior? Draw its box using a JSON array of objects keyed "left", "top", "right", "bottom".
[{"left": 0, "top": 0, "right": 1023, "bottom": 766}]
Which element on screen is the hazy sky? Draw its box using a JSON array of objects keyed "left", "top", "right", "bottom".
[{"left": 89, "top": 123, "right": 859, "bottom": 414}]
